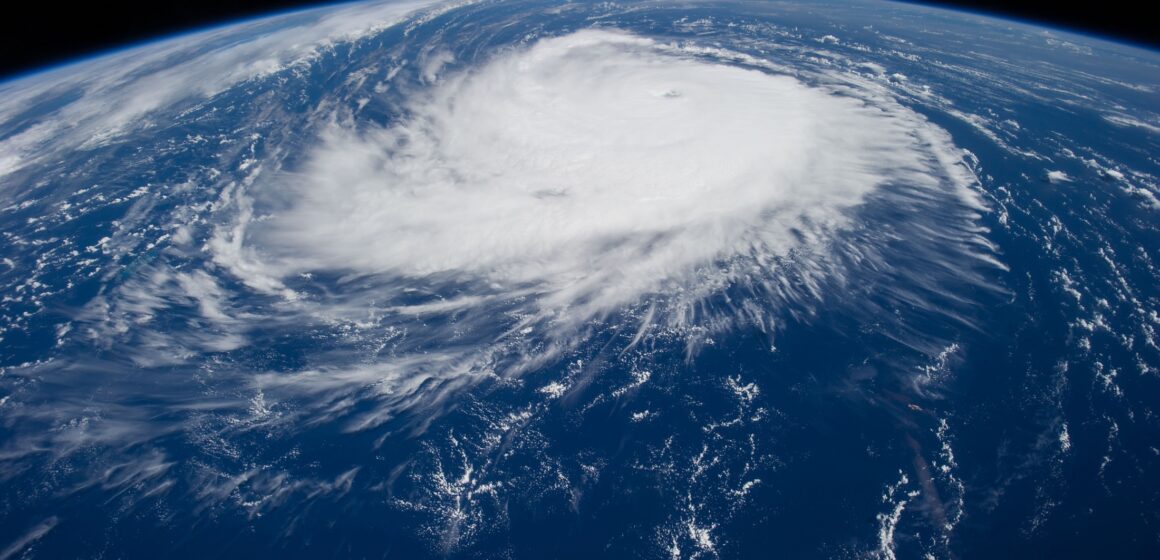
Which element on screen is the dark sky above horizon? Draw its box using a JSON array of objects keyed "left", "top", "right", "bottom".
[{"left": 0, "top": 0, "right": 1156, "bottom": 80}]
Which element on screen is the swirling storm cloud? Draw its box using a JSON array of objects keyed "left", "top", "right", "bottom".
[
  {"left": 198, "top": 28, "right": 996, "bottom": 433},
  {"left": 255, "top": 30, "right": 980, "bottom": 323}
]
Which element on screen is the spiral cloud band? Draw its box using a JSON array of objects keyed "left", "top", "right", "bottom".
[{"left": 251, "top": 31, "right": 973, "bottom": 330}]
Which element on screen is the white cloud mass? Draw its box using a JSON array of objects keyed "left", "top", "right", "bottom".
[{"left": 245, "top": 30, "right": 973, "bottom": 336}]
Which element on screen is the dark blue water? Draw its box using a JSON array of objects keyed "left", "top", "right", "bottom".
[{"left": 1, "top": 1, "right": 1158, "bottom": 558}]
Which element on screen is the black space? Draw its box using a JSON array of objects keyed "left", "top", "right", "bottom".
[{"left": 0, "top": 0, "right": 1156, "bottom": 80}]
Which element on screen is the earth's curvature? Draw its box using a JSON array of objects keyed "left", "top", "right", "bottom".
[{"left": 0, "top": 1, "right": 1158, "bottom": 558}]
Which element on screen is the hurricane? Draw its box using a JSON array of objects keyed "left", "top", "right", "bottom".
[{"left": 1, "top": 1, "right": 1158, "bottom": 559}]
